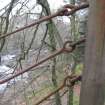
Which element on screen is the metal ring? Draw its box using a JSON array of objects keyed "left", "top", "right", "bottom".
[
  {"left": 63, "top": 41, "right": 73, "bottom": 53},
  {"left": 64, "top": 76, "right": 72, "bottom": 87}
]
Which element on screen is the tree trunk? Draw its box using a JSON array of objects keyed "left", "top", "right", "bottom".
[
  {"left": 80, "top": 1, "right": 105, "bottom": 105},
  {"left": 67, "top": 0, "right": 75, "bottom": 105},
  {"left": 70, "top": 0, "right": 75, "bottom": 41},
  {"left": 37, "top": 0, "right": 63, "bottom": 48},
  {"left": 37, "top": 0, "right": 62, "bottom": 105},
  {"left": 48, "top": 18, "right": 62, "bottom": 105}
]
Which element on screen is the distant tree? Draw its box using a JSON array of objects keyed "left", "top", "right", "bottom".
[
  {"left": 37, "top": 0, "right": 62, "bottom": 105},
  {"left": 0, "top": 0, "right": 16, "bottom": 64}
]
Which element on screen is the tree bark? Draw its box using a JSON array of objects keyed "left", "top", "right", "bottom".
[
  {"left": 67, "top": 0, "right": 76, "bottom": 105},
  {"left": 37, "top": 0, "right": 63, "bottom": 48},
  {"left": 37, "top": 0, "right": 62, "bottom": 105},
  {"left": 80, "top": 1, "right": 105, "bottom": 105}
]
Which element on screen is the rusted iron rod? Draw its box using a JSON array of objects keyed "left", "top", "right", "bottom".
[
  {"left": 0, "top": 3, "right": 89, "bottom": 39},
  {"left": 0, "top": 38, "right": 85, "bottom": 84},
  {"left": 35, "top": 83, "right": 64, "bottom": 105},
  {"left": 34, "top": 75, "right": 82, "bottom": 105},
  {"left": 0, "top": 41, "right": 70, "bottom": 84},
  {"left": 0, "top": 12, "right": 61, "bottom": 39},
  {"left": 63, "top": 2, "right": 89, "bottom": 16},
  {"left": 0, "top": 48, "right": 63, "bottom": 84}
]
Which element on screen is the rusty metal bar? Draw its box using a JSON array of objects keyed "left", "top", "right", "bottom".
[
  {"left": 0, "top": 11, "right": 63, "bottom": 39},
  {"left": 63, "top": 2, "right": 89, "bottom": 16},
  {"left": 0, "top": 3, "right": 89, "bottom": 39},
  {"left": 0, "top": 38, "right": 85, "bottom": 84},
  {"left": 0, "top": 41, "right": 70, "bottom": 84},
  {"left": 35, "top": 83, "right": 64, "bottom": 105},
  {"left": 0, "top": 48, "right": 63, "bottom": 84},
  {"left": 34, "top": 75, "right": 82, "bottom": 105}
]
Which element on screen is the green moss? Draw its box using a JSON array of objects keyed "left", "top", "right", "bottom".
[
  {"left": 73, "top": 90, "right": 80, "bottom": 105},
  {"left": 75, "top": 63, "right": 83, "bottom": 75},
  {"left": 73, "top": 94, "right": 79, "bottom": 105}
]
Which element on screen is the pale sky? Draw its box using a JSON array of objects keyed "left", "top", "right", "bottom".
[
  {"left": 0, "top": 0, "right": 68, "bottom": 10},
  {"left": 48, "top": 0, "right": 66, "bottom": 9},
  {"left": 0, "top": 0, "right": 11, "bottom": 9},
  {"left": 0, "top": 0, "right": 70, "bottom": 22}
]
